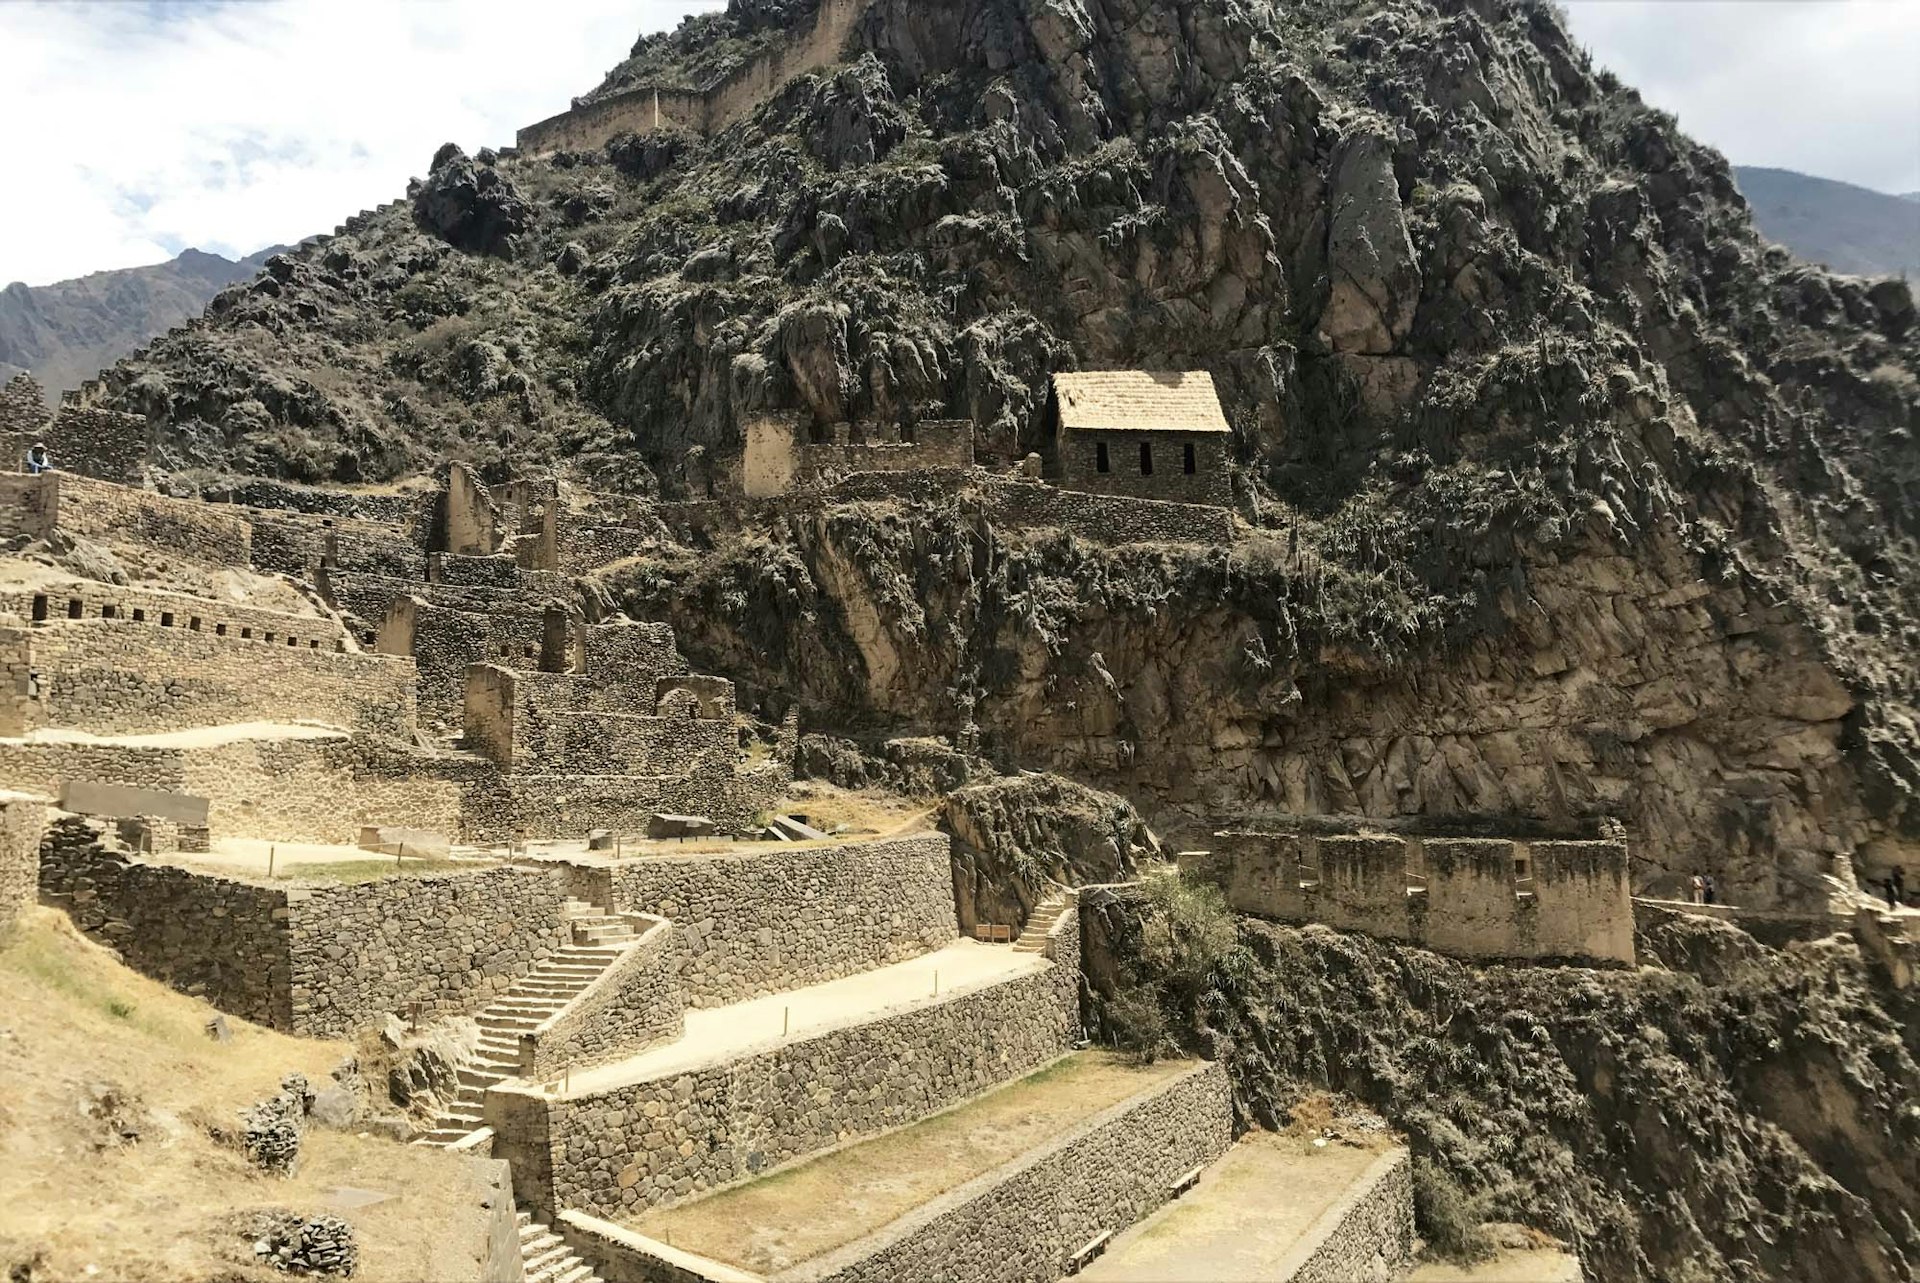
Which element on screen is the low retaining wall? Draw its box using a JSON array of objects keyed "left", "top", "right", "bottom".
[
  {"left": 580, "top": 835, "right": 959, "bottom": 1007},
  {"left": 491, "top": 912, "right": 1080, "bottom": 1218},
  {"left": 1270, "top": 1149, "right": 1414, "bottom": 1283},
  {"left": 522, "top": 914, "right": 686, "bottom": 1077}
]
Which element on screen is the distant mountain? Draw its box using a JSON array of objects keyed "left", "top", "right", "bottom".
[
  {"left": 1734, "top": 166, "right": 1920, "bottom": 279},
  {"left": 0, "top": 245, "right": 288, "bottom": 403}
]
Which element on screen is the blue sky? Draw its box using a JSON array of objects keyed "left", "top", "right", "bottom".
[{"left": 0, "top": 0, "right": 1915, "bottom": 287}]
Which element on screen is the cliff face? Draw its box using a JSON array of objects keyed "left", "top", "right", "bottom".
[
  {"left": 73, "top": 0, "right": 1920, "bottom": 903},
  {"left": 1081, "top": 893, "right": 1920, "bottom": 1283}
]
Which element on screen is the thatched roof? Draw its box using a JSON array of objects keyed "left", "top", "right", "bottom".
[{"left": 1051, "top": 370, "right": 1230, "bottom": 434}]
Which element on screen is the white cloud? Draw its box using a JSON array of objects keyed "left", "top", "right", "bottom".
[
  {"left": 1560, "top": 0, "right": 1920, "bottom": 195},
  {"left": 0, "top": 0, "right": 719, "bottom": 286}
]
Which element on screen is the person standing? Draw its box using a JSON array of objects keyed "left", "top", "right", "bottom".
[
  {"left": 1689, "top": 873, "right": 1705, "bottom": 905},
  {"left": 1702, "top": 874, "right": 1717, "bottom": 906}
]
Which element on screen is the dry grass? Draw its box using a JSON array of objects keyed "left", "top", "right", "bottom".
[
  {"left": 778, "top": 781, "right": 939, "bottom": 835},
  {"left": 632, "top": 1052, "right": 1192, "bottom": 1273},
  {"left": 0, "top": 908, "right": 495, "bottom": 1283}
]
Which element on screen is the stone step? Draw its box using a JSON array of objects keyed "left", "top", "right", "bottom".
[
  {"left": 516, "top": 1212, "right": 533, "bottom": 1228},
  {"left": 458, "top": 1067, "right": 510, "bottom": 1089},
  {"left": 478, "top": 1015, "right": 543, "bottom": 1032},
  {"left": 488, "top": 999, "right": 569, "bottom": 1016},
  {"left": 520, "top": 1227, "right": 556, "bottom": 1249},
  {"left": 525, "top": 1243, "right": 573, "bottom": 1275}
]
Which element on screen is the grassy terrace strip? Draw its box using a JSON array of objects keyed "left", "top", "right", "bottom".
[{"left": 629, "top": 1052, "right": 1194, "bottom": 1273}]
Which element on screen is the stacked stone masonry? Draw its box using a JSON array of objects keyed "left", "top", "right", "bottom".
[
  {"left": 1, "top": 579, "right": 348, "bottom": 649},
  {"left": 523, "top": 914, "right": 687, "bottom": 1077},
  {"left": 0, "top": 790, "right": 48, "bottom": 934},
  {"left": 515, "top": 0, "right": 868, "bottom": 151},
  {"left": 39, "top": 816, "right": 294, "bottom": 1026},
  {"left": 792, "top": 1061, "right": 1234, "bottom": 1283},
  {"left": 37, "top": 817, "right": 578, "bottom": 1037},
  {"left": 7, "top": 620, "right": 417, "bottom": 738},
  {"left": 577, "top": 835, "right": 960, "bottom": 1007},
  {"left": 289, "top": 865, "right": 570, "bottom": 1038},
  {"left": 491, "top": 906, "right": 1081, "bottom": 1218},
  {"left": 0, "top": 732, "right": 466, "bottom": 846},
  {"left": 1191, "top": 831, "right": 1636, "bottom": 964},
  {"left": 0, "top": 473, "right": 252, "bottom": 565},
  {"left": 1277, "top": 1150, "right": 1415, "bottom": 1283}
]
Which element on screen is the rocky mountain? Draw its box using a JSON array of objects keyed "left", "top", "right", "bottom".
[
  {"left": 71, "top": 0, "right": 1920, "bottom": 906},
  {"left": 1734, "top": 165, "right": 1920, "bottom": 280},
  {"left": 35, "top": 1, "right": 1920, "bottom": 1278},
  {"left": 0, "top": 245, "right": 287, "bottom": 403}
]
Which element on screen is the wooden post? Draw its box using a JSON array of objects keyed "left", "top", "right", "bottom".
[
  {"left": 933, "top": 969, "right": 939, "bottom": 997},
  {"left": 782, "top": 1006, "right": 790, "bottom": 1037},
  {"left": 397, "top": 840, "right": 405, "bottom": 867},
  {"left": 267, "top": 844, "right": 276, "bottom": 878}
]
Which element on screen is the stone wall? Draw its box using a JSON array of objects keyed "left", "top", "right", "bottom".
[
  {"left": 36, "top": 817, "right": 578, "bottom": 1034},
  {"left": 377, "top": 597, "right": 556, "bottom": 727},
  {"left": 460, "top": 766, "right": 781, "bottom": 845},
  {"left": 0, "top": 731, "right": 467, "bottom": 846},
  {"left": 0, "top": 473, "right": 55, "bottom": 540},
  {"left": 0, "top": 579, "right": 348, "bottom": 650},
  {"left": 248, "top": 508, "right": 428, "bottom": 581},
  {"left": 791, "top": 420, "right": 975, "bottom": 491},
  {"left": 466, "top": 663, "right": 730, "bottom": 774},
  {"left": 491, "top": 908, "right": 1080, "bottom": 1218},
  {"left": 518, "top": 87, "right": 710, "bottom": 155},
  {"left": 38, "top": 816, "right": 294, "bottom": 1026},
  {"left": 7, "top": 405, "right": 153, "bottom": 484},
  {"left": 1190, "top": 831, "right": 1636, "bottom": 965},
  {"left": 515, "top": 0, "right": 865, "bottom": 152},
  {"left": 1056, "top": 429, "right": 1233, "bottom": 508},
  {"left": 22, "top": 473, "right": 253, "bottom": 564},
  {"left": 0, "top": 790, "right": 48, "bottom": 935},
  {"left": 0, "top": 373, "right": 51, "bottom": 453},
  {"left": 288, "top": 864, "right": 570, "bottom": 1038},
  {"left": 20, "top": 619, "right": 418, "bottom": 738},
  {"left": 0, "top": 624, "right": 34, "bottom": 737},
  {"left": 584, "top": 834, "right": 959, "bottom": 1006},
  {"left": 1274, "top": 1149, "right": 1414, "bottom": 1283},
  {"left": 792, "top": 1061, "right": 1234, "bottom": 1283},
  {"left": 521, "top": 914, "right": 686, "bottom": 1077}
]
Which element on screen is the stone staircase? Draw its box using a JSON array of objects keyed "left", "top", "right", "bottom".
[
  {"left": 517, "top": 1209, "right": 603, "bottom": 1283},
  {"left": 1013, "top": 891, "right": 1072, "bottom": 953},
  {"left": 414, "top": 900, "right": 638, "bottom": 1146}
]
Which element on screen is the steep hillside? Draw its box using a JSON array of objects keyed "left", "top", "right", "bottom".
[
  {"left": 0, "top": 245, "right": 286, "bottom": 403},
  {"left": 1734, "top": 166, "right": 1920, "bottom": 280},
  {"left": 71, "top": 0, "right": 1920, "bottom": 908}
]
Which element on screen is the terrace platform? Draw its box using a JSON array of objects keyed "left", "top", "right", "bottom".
[
  {"left": 1077, "top": 1131, "right": 1412, "bottom": 1282},
  {"left": 560, "top": 937, "right": 1045, "bottom": 1096}
]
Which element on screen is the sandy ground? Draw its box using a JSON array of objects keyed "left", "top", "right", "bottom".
[
  {"left": 1077, "top": 1130, "right": 1400, "bottom": 1282},
  {"left": 634, "top": 1053, "right": 1192, "bottom": 1274},
  {"left": 0, "top": 907, "right": 494, "bottom": 1283},
  {"left": 562, "top": 938, "right": 1046, "bottom": 1095}
]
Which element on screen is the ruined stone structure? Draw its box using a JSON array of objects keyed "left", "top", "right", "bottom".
[
  {"left": 1188, "top": 830, "right": 1637, "bottom": 965},
  {"left": 515, "top": 0, "right": 871, "bottom": 153},
  {"left": 1050, "top": 370, "right": 1235, "bottom": 509}
]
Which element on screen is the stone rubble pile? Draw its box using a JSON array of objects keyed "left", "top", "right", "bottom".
[{"left": 247, "top": 1210, "right": 360, "bottom": 1277}]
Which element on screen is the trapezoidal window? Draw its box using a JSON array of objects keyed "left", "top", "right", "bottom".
[
  {"left": 1183, "top": 442, "right": 1196, "bottom": 474},
  {"left": 1095, "top": 441, "right": 1109, "bottom": 474},
  {"left": 1139, "top": 442, "right": 1153, "bottom": 475},
  {"left": 31, "top": 595, "right": 48, "bottom": 622}
]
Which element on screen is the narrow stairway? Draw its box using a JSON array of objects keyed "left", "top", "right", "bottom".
[
  {"left": 517, "top": 1208, "right": 604, "bottom": 1283},
  {"left": 1012, "top": 891, "right": 1071, "bottom": 953},
  {"left": 414, "top": 899, "right": 637, "bottom": 1146}
]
